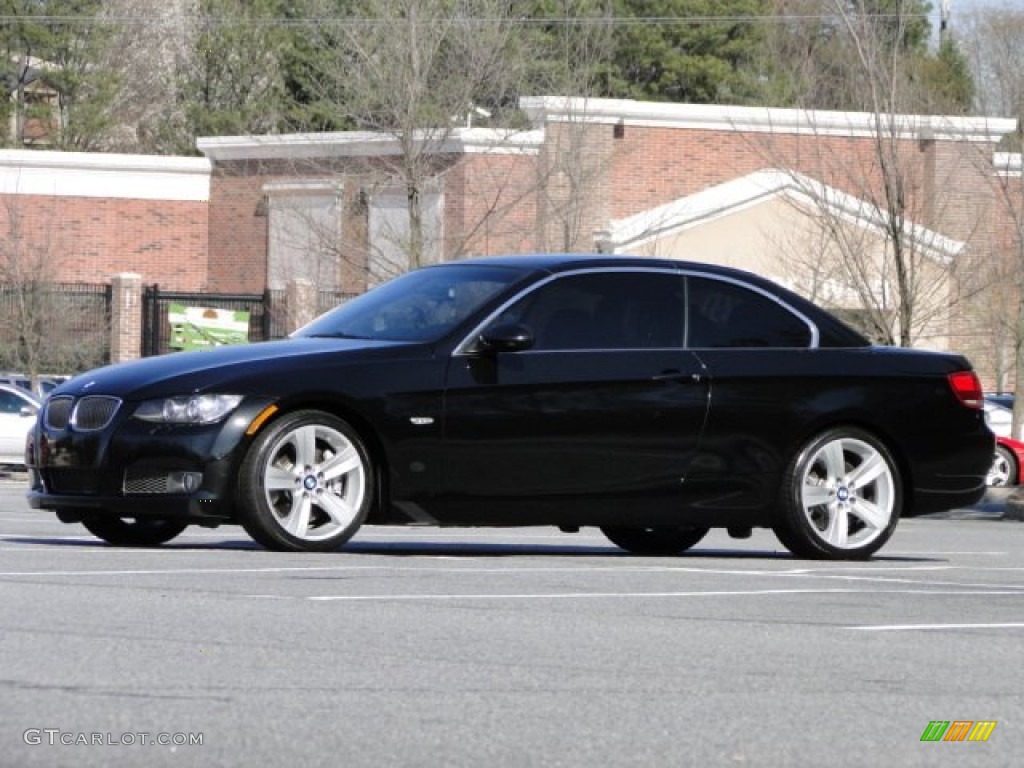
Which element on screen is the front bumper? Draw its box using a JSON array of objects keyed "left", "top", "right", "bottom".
[{"left": 26, "top": 397, "right": 276, "bottom": 523}]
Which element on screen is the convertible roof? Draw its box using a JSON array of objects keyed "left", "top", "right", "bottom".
[
  {"left": 454, "top": 252, "right": 733, "bottom": 274},
  {"left": 446, "top": 253, "right": 870, "bottom": 347}
]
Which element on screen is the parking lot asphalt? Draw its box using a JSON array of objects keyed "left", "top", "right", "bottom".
[{"left": 1, "top": 477, "right": 1022, "bottom": 768}]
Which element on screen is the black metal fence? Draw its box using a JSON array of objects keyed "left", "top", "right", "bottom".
[
  {"left": 0, "top": 282, "right": 111, "bottom": 373},
  {"left": 0, "top": 282, "right": 361, "bottom": 368}
]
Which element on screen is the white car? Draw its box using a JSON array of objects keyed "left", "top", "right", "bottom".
[
  {"left": 983, "top": 399, "right": 1017, "bottom": 439},
  {"left": 0, "top": 384, "right": 41, "bottom": 465}
]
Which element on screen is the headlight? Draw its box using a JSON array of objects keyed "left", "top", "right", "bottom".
[{"left": 134, "top": 394, "right": 244, "bottom": 424}]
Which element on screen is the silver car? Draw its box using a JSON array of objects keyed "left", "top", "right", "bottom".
[{"left": 0, "top": 384, "right": 41, "bottom": 465}]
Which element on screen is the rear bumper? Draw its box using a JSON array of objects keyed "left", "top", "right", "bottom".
[
  {"left": 906, "top": 428, "right": 993, "bottom": 516},
  {"left": 910, "top": 482, "right": 988, "bottom": 517}
]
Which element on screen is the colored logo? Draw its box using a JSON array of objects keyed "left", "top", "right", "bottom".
[{"left": 921, "top": 721, "right": 997, "bottom": 742}]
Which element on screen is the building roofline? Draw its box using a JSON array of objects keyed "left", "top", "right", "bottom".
[
  {"left": 196, "top": 97, "right": 1018, "bottom": 161},
  {"left": 197, "top": 128, "right": 545, "bottom": 162},
  {"left": 596, "top": 169, "right": 965, "bottom": 262},
  {"left": 520, "top": 96, "right": 1018, "bottom": 143},
  {"left": 0, "top": 149, "right": 210, "bottom": 201}
]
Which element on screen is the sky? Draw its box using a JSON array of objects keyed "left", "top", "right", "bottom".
[
  {"left": 934, "top": 0, "right": 1021, "bottom": 43},
  {"left": 949, "top": 0, "right": 1024, "bottom": 18}
]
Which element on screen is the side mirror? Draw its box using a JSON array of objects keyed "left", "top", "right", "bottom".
[{"left": 477, "top": 322, "right": 534, "bottom": 354}]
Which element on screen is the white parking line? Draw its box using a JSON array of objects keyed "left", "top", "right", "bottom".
[
  {"left": 849, "top": 622, "right": 1024, "bottom": 631},
  {"left": 786, "top": 572, "right": 1024, "bottom": 591},
  {"left": 884, "top": 551, "right": 1009, "bottom": 556},
  {"left": 306, "top": 588, "right": 862, "bottom": 601},
  {"left": 305, "top": 588, "right": 1024, "bottom": 602},
  {"left": 0, "top": 560, "right": 1022, "bottom": 583},
  {"left": 0, "top": 565, "right": 403, "bottom": 577},
  {"left": 0, "top": 533, "right": 249, "bottom": 541}
]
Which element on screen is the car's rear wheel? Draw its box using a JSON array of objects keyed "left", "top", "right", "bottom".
[
  {"left": 238, "top": 410, "right": 373, "bottom": 552},
  {"left": 81, "top": 517, "right": 189, "bottom": 547},
  {"left": 987, "top": 444, "right": 1017, "bottom": 487},
  {"left": 601, "top": 525, "right": 709, "bottom": 556},
  {"left": 774, "top": 427, "right": 900, "bottom": 560}
]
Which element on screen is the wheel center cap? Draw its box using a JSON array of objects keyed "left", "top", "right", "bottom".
[
  {"left": 836, "top": 486, "right": 850, "bottom": 502},
  {"left": 303, "top": 475, "right": 318, "bottom": 491}
]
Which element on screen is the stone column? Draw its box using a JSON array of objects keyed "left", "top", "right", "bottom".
[
  {"left": 286, "top": 278, "right": 318, "bottom": 334},
  {"left": 110, "top": 273, "right": 143, "bottom": 363}
]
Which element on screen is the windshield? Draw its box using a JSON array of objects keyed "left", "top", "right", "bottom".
[{"left": 295, "top": 264, "right": 529, "bottom": 342}]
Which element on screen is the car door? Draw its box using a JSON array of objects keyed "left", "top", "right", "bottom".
[
  {"left": 682, "top": 273, "right": 820, "bottom": 510},
  {"left": 440, "top": 268, "right": 709, "bottom": 524}
]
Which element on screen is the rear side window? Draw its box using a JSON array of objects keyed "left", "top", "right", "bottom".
[{"left": 687, "top": 276, "right": 812, "bottom": 348}]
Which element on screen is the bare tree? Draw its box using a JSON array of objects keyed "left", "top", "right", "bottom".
[
  {"left": 0, "top": 197, "right": 108, "bottom": 378},
  {"left": 959, "top": 6, "right": 1024, "bottom": 436},
  {"left": 520, "top": 1, "right": 618, "bottom": 252},
  {"left": 98, "top": 0, "right": 197, "bottom": 153},
  {"left": 295, "top": 0, "right": 536, "bottom": 276},
  {"left": 833, "top": 2, "right": 941, "bottom": 345},
  {"left": 963, "top": 5, "right": 1024, "bottom": 125},
  {"left": 749, "top": 1, "right": 991, "bottom": 348},
  {"left": 977, "top": 151, "right": 1024, "bottom": 434}
]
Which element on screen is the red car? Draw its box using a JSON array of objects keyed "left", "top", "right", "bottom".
[{"left": 989, "top": 436, "right": 1024, "bottom": 486}]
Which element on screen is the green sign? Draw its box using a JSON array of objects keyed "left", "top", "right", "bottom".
[{"left": 168, "top": 303, "right": 250, "bottom": 351}]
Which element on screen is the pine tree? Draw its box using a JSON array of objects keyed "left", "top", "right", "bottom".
[{"left": 0, "top": 0, "right": 119, "bottom": 149}]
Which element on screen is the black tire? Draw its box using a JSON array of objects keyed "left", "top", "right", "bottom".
[
  {"left": 237, "top": 410, "right": 373, "bottom": 552},
  {"left": 774, "top": 427, "right": 901, "bottom": 560},
  {"left": 81, "top": 517, "right": 189, "bottom": 547},
  {"left": 987, "top": 445, "right": 1018, "bottom": 487},
  {"left": 601, "top": 525, "right": 709, "bottom": 556}
]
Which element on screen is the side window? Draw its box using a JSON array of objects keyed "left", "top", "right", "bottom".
[
  {"left": 0, "top": 391, "right": 26, "bottom": 414},
  {"left": 495, "top": 271, "right": 685, "bottom": 351},
  {"left": 687, "top": 276, "right": 812, "bottom": 348}
]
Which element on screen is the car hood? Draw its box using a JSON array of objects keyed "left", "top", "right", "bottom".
[{"left": 54, "top": 337, "right": 420, "bottom": 400}]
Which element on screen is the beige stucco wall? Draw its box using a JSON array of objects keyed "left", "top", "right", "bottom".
[
  {"left": 622, "top": 196, "right": 952, "bottom": 351},
  {"left": 625, "top": 197, "right": 793, "bottom": 276}
]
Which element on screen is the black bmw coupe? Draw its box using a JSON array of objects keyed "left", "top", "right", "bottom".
[{"left": 27, "top": 254, "right": 993, "bottom": 559}]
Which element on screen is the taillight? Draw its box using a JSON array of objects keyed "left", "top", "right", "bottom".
[{"left": 948, "top": 370, "right": 983, "bottom": 409}]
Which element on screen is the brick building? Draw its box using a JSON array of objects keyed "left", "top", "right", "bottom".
[
  {"left": 0, "top": 149, "right": 210, "bottom": 289},
  {"left": 0, "top": 96, "right": 1020, "bottom": 385},
  {"left": 195, "top": 128, "right": 545, "bottom": 294}
]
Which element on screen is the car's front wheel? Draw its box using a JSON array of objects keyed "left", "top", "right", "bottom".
[
  {"left": 601, "top": 525, "right": 709, "bottom": 556},
  {"left": 774, "top": 428, "right": 901, "bottom": 560},
  {"left": 238, "top": 410, "right": 373, "bottom": 552},
  {"left": 81, "top": 517, "right": 189, "bottom": 547}
]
